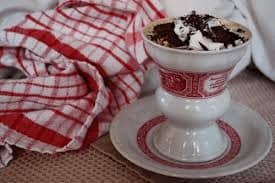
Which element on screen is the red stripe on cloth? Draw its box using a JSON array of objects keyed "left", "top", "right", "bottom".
[
  {"left": 132, "top": 0, "right": 153, "bottom": 21},
  {"left": 116, "top": 75, "right": 139, "bottom": 96},
  {"left": 67, "top": 103, "right": 94, "bottom": 116},
  {"left": 50, "top": 109, "right": 84, "bottom": 125},
  {"left": 74, "top": 7, "right": 125, "bottom": 30},
  {"left": 0, "top": 90, "right": 86, "bottom": 100},
  {"left": 0, "top": 99, "right": 57, "bottom": 107},
  {"left": 8, "top": 27, "right": 86, "bottom": 62},
  {"left": 6, "top": 27, "right": 108, "bottom": 77},
  {"left": 0, "top": 109, "right": 37, "bottom": 113},
  {"left": 16, "top": 49, "right": 30, "bottom": 75},
  {"left": 75, "top": 65, "right": 99, "bottom": 93},
  {"left": 42, "top": 10, "right": 127, "bottom": 55},
  {"left": 0, "top": 114, "right": 70, "bottom": 148},
  {"left": 106, "top": 93, "right": 114, "bottom": 116},
  {"left": 0, "top": 48, "right": 3, "bottom": 58},
  {"left": 107, "top": 89, "right": 120, "bottom": 110},
  {"left": 144, "top": 0, "right": 165, "bottom": 19},
  {"left": 81, "top": 117, "right": 100, "bottom": 148},
  {"left": 26, "top": 15, "right": 52, "bottom": 30},
  {"left": 31, "top": 60, "right": 39, "bottom": 76},
  {"left": 49, "top": 72, "right": 79, "bottom": 77},
  {"left": 56, "top": 8, "right": 124, "bottom": 40},
  {"left": 132, "top": 15, "right": 137, "bottom": 58},
  {"left": 91, "top": 4, "right": 127, "bottom": 20},
  {"left": 93, "top": 43, "right": 136, "bottom": 72},
  {"left": 131, "top": 71, "right": 142, "bottom": 86},
  {"left": 108, "top": 79, "right": 130, "bottom": 104},
  {"left": 0, "top": 80, "right": 84, "bottom": 89}
]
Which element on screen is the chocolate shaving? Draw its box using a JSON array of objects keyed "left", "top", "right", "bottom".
[
  {"left": 147, "top": 11, "right": 246, "bottom": 50},
  {"left": 150, "top": 23, "right": 186, "bottom": 47},
  {"left": 199, "top": 42, "right": 209, "bottom": 51}
]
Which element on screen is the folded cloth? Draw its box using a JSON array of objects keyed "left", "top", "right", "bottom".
[
  {"left": 0, "top": 0, "right": 165, "bottom": 168},
  {"left": 232, "top": 0, "right": 275, "bottom": 81}
]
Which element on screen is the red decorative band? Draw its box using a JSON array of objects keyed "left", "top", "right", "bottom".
[
  {"left": 137, "top": 116, "right": 241, "bottom": 169},
  {"left": 159, "top": 67, "right": 233, "bottom": 98}
]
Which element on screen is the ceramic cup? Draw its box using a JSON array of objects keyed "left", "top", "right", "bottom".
[{"left": 142, "top": 17, "right": 251, "bottom": 162}]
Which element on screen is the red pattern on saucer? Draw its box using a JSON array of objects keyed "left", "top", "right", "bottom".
[{"left": 137, "top": 116, "right": 241, "bottom": 169}]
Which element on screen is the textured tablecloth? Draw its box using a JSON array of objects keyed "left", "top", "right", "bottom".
[{"left": 0, "top": 69, "right": 274, "bottom": 183}]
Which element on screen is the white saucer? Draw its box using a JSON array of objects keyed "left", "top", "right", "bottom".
[{"left": 110, "top": 96, "right": 272, "bottom": 179}]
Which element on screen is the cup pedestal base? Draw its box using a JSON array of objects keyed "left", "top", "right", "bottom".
[{"left": 153, "top": 121, "right": 228, "bottom": 162}]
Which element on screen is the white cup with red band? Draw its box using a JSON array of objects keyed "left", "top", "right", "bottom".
[{"left": 142, "top": 16, "right": 252, "bottom": 162}]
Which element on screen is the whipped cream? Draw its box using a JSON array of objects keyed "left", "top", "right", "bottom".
[
  {"left": 174, "top": 17, "right": 226, "bottom": 51},
  {"left": 174, "top": 19, "right": 191, "bottom": 42},
  {"left": 189, "top": 31, "right": 225, "bottom": 51},
  {"left": 207, "top": 19, "right": 222, "bottom": 30}
]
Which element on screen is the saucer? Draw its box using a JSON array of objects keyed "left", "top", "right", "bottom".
[{"left": 110, "top": 96, "right": 272, "bottom": 179}]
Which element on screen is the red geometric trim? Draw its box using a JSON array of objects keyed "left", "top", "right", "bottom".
[
  {"left": 137, "top": 116, "right": 241, "bottom": 169},
  {"left": 159, "top": 67, "right": 233, "bottom": 98}
]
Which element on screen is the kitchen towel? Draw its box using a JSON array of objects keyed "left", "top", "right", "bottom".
[{"left": 0, "top": 0, "right": 165, "bottom": 168}]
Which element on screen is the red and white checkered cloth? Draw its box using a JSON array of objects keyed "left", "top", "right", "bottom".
[{"left": 0, "top": 0, "right": 166, "bottom": 168}]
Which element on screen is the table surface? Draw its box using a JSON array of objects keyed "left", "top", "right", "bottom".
[{"left": 0, "top": 69, "right": 275, "bottom": 183}]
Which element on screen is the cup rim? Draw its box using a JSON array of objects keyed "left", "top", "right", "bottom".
[{"left": 141, "top": 17, "right": 252, "bottom": 55}]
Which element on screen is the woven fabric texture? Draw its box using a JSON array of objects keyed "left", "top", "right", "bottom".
[
  {"left": 0, "top": 145, "right": 152, "bottom": 183},
  {"left": 0, "top": 0, "right": 166, "bottom": 168}
]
